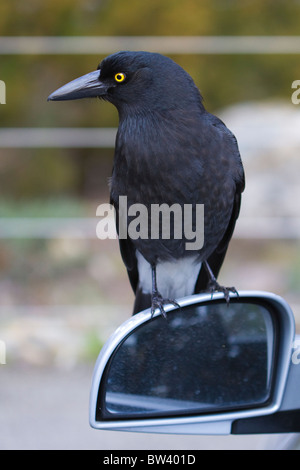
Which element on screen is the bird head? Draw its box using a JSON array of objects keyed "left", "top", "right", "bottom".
[{"left": 47, "top": 51, "right": 203, "bottom": 114}]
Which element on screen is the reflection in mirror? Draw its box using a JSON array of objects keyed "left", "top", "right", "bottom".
[{"left": 98, "top": 300, "right": 275, "bottom": 419}]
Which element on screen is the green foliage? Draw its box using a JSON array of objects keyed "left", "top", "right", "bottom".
[
  {"left": 0, "top": 197, "right": 92, "bottom": 217},
  {"left": 0, "top": 149, "right": 80, "bottom": 198},
  {"left": 81, "top": 330, "right": 105, "bottom": 362},
  {"left": 1, "top": 0, "right": 300, "bottom": 201},
  {"left": 1, "top": 0, "right": 300, "bottom": 36}
]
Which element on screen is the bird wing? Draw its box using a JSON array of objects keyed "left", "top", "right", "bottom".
[
  {"left": 114, "top": 201, "right": 153, "bottom": 314},
  {"left": 112, "top": 198, "right": 139, "bottom": 293},
  {"left": 194, "top": 114, "right": 245, "bottom": 292},
  {"left": 194, "top": 190, "right": 242, "bottom": 292}
]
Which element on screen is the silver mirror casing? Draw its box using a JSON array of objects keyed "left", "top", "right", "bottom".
[{"left": 89, "top": 291, "right": 295, "bottom": 435}]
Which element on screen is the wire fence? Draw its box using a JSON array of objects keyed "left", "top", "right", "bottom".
[
  {"left": 2, "top": 36, "right": 300, "bottom": 54},
  {"left": 0, "top": 128, "right": 117, "bottom": 148},
  {"left": 0, "top": 217, "right": 299, "bottom": 240}
]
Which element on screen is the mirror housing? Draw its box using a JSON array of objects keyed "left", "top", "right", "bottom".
[{"left": 89, "top": 291, "right": 299, "bottom": 434}]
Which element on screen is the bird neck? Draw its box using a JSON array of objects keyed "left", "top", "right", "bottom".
[
  {"left": 114, "top": 106, "right": 204, "bottom": 183},
  {"left": 117, "top": 104, "right": 203, "bottom": 134}
]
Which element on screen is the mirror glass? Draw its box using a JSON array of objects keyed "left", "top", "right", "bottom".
[{"left": 98, "top": 300, "right": 275, "bottom": 419}]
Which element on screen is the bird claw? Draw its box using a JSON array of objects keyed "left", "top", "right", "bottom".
[
  {"left": 151, "top": 291, "right": 180, "bottom": 318},
  {"left": 207, "top": 280, "right": 239, "bottom": 305}
]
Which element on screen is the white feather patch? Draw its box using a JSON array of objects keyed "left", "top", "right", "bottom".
[{"left": 136, "top": 250, "right": 201, "bottom": 299}]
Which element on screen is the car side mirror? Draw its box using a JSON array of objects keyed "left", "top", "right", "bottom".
[{"left": 89, "top": 291, "right": 300, "bottom": 434}]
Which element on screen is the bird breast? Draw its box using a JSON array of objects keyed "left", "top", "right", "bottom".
[{"left": 110, "top": 112, "right": 235, "bottom": 263}]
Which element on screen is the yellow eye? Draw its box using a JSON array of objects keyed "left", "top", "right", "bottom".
[{"left": 114, "top": 72, "right": 126, "bottom": 83}]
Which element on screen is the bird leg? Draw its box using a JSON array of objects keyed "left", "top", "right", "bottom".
[
  {"left": 151, "top": 264, "right": 180, "bottom": 318},
  {"left": 203, "top": 260, "right": 238, "bottom": 304}
]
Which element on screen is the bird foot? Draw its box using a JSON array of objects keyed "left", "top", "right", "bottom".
[
  {"left": 151, "top": 291, "right": 180, "bottom": 318},
  {"left": 207, "top": 280, "right": 239, "bottom": 304}
]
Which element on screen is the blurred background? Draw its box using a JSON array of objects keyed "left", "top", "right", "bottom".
[{"left": 0, "top": 0, "right": 300, "bottom": 449}]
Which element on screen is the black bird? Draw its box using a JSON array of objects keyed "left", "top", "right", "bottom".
[{"left": 48, "top": 51, "right": 245, "bottom": 316}]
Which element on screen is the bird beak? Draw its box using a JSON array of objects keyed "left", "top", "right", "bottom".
[{"left": 47, "top": 70, "right": 108, "bottom": 101}]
